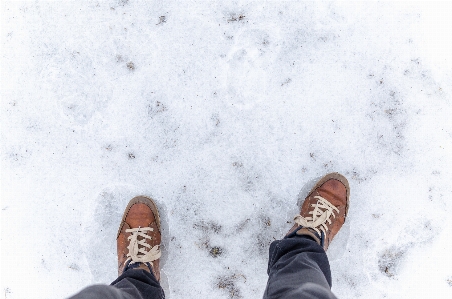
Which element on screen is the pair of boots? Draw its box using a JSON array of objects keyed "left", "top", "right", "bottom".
[{"left": 117, "top": 172, "right": 350, "bottom": 280}]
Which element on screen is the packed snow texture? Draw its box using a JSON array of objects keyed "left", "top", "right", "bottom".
[{"left": 2, "top": 1, "right": 452, "bottom": 298}]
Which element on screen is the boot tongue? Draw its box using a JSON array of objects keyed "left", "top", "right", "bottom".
[
  {"left": 294, "top": 227, "right": 323, "bottom": 246},
  {"left": 123, "top": 259, "right": 153, "bottom": 273}
]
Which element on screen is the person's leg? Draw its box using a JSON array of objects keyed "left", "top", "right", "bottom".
[
  {"left": 264, "top": 231, "right": 336, "bottom": 299},
  {"left": 68, "top": 284, "right": 133, "bottom": 299},
  {"left": 264, "top": 173, "right": 350, "bottom": 299},
  {"left": 68, "top": 196, "right": 165, "bottom": 299},
  {"left": 68, "top": 266, "right": 163, "bottom": 299},
  {"left": 109, "top": 263, "right": 164, "bottom": 299}
]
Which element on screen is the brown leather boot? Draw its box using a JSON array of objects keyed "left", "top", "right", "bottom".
[
  {"left": 117, "top": 196, "right": 162, "bottom": 280},
  {"left": 287, "top": 172, "right": 350, "bottom": 251}
]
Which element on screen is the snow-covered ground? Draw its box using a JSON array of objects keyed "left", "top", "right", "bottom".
[{"left": 2, "top": 1, "right": 452, "bottom": 298}]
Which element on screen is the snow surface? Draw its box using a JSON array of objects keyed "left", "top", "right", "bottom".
[{"left": 1, "top": 1, "right": 452, "bottom": 298}]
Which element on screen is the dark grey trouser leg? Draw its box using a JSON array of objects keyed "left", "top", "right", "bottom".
[
  {"left": 68, "top": 269, "right": 164, "bottom": 299},
  {"left": 263, "top": 234, "right": 337, "bottom": 299}
]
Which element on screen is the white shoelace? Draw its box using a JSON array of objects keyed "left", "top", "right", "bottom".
[
  {"left": 294, "top": 196, "right": 339, "bottom": 236},
  {"left": 126, "top": 227, "right": 161, "bottom": 264}
]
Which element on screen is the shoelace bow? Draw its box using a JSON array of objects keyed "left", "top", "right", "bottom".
[
  {"left": 126, "top": 227, "right": 161, "bottom": 265},
  {"left": 294, "top": 196, "right": 339, "bottom": 236}
]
